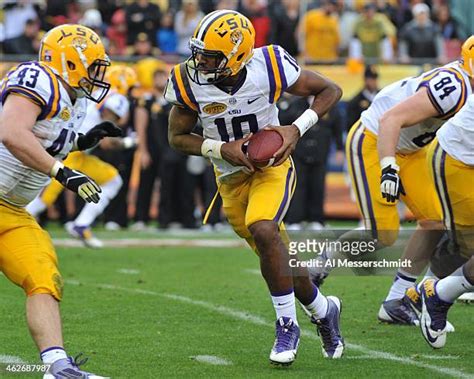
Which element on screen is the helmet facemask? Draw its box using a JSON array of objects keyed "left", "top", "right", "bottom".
[
  {"left": 186, "top": 38, "right": 232, "bottom": 85},
  {"left": 77, "top": 58, "right": 111, "bottom": 103}
]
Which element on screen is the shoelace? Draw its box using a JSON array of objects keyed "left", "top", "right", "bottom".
[
  {"left": 276, "top": 323, "right": 296, "bottom": 349},
  {"left": 68, "top": 353, "right": 89, "bottom": 369}
]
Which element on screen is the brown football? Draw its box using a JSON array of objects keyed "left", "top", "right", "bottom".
[{"left": 247, "top": 129, "right": 284, "bottom": 168}]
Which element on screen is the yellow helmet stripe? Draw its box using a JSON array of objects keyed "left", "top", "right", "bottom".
[
  {"left": 171, "top": 65, "right": 198, "bottom": 112},
  {"left": 36, "top": 63, "right": 61, "bottom": 119}
]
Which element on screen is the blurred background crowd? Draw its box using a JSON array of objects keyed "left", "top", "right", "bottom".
[{"left": 1, "top": 0, "right": 473, "bottom": 233}]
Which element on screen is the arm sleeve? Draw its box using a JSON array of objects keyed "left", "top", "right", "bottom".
[
  {"left": 261, "top": 44, "right": 301, "bottom": 103},
  {"left": 417, "top": 68, "right": 468, "bottom": 117}
]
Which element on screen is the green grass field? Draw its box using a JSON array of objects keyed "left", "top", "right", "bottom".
[{"left": 0, "top": 227, "right": 473, "bottom": 378}]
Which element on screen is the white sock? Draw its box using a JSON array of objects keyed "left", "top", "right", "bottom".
[
  {"left": 271, "top": 290, "right": 298, "bottom": 325},
  {"left": 436, "top": 266, "right": 474, "bottom": 303},
  {"left": 75, "top": 176, "right": 122, "bottom": 227},
  {"left": 386, "top": 270, "right": 417, "bottom": 301},
  {"left": 303, "top": 285, "right": 328, "bottom": 319},
  {"left": 40, "top": 347, "right": 67, "bottom": 364},
  {"left": 26, "top": 197, "right": 47, "bottom": 217}
]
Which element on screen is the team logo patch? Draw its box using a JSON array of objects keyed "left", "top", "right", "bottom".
[
  {"left": 59, "top": 107, "right": 71, "bottom": 121},
  {"left": 203, "top": 102, "right": 227, "bottom": 115},
  {"left": 229, "top": 97, "right": 237, "bottom": 105},
  {"left": 52, "top": 273, "right": 64, "bottom": 298},
  {"left": 72, "top": 37, "right": 88, "bottom": 52},
  {"left": 230, "top": 30, "right": 243, "bottom": 45}
]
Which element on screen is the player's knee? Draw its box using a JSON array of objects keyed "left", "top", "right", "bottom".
[
  {"left": 377, "top": 229, "right": 399, "bottom": 247},
  {"left": 417, "top": 219, "right": 444, "bottom": 230},
  {"left": 25, "top": 272, "right": 64, "bottom": 301},
  {"left": 248, "top": 220, "right": 280, "bottom": 253}
]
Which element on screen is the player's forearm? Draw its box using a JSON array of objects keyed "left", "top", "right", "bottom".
[
  {"left": 1, "top": 128, "right": 56, "bottom": 176},
  {"left": 378, "top": 113, "right": 401, "bottom": 160},
  {"left": 169, "top": 132, "right": 205, "bottom": 156},
  {"left": 309, "top": 82, "right": 343, "bottom": 118}
]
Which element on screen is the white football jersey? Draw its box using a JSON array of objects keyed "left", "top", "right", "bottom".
[
  {"left": 80, "top": 91, "right": 129, "bottom": 134},
  {"left": 165, "top": 44, "right": 301, "bottom": 179},
  {"left": 0, "top": 61, "right": 87, "bottom": 207},
  {"left": 361, "top": 62, "right": 471, "bottom": 154},
  {"left": 437, "top": 94, "right": 474, "bottom": 166}
]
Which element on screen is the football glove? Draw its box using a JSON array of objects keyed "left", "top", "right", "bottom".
[
  {"left": 380, "top": 157, "right": 405, "bottom": 203},
  {"left": 51, "top": 162, "right": 102, "bottom": 203},
  {"left": 75, "top": 121, "right": 123, "bottom": 151}
]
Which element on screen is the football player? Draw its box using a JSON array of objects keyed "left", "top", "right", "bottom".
[
  {"left": 27, "top": 65, "right": 136, "bottom": 248},
  {"left": 310, "top": 36, "right": 474, "bottom": 326},
  {"left": 0, "top": 25, "right": 117, "bottom": 377},
  {"left": 420, "top": 93, "right": 474, "bottom": 349},
  {"left": 375, "top": 35, "right": 474, "bottom": 323},
  {"left": 165, "top": 10, "right": 344, "bottom": 365}
]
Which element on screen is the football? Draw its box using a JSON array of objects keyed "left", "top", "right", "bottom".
[{"left": 246, "top": 129, "right": 284, "bottom": 168}]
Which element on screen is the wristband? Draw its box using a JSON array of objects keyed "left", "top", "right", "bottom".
[
  {"left": 380, "top": 156, "right": 399, "bottom": 171},
  {"left": 50, "top": 161, "right": 64, "bottom": 178},
  {"left": 292, "top": 109, "right": 319, "bottom": 136},
  {"left": 201, "top": 139, "right": 225, "bottom": 159}
]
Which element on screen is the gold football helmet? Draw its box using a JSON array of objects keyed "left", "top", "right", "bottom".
[
  {"left": 135, "top": 58, "right": 168, "bottom": 89},
  {"left": 187, "top": 10, "right": 255, "bottom": 85},
  {"left": 461, "top": 35, "right": 474, "bottom": 77},
  {"left": 106, "top": 65, "right": 138, "bottom": 95},
  {"left": 39, "top": 24, "right": 110, "bottom": 102}
]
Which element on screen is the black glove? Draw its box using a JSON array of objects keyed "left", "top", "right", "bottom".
[
  {"left": 54, "top": 165, "right": 102, "bottom": 203},
  {"left": 380, "top": 163, "right": 406, "bottom": 203},
  {"left": 76, "top": 121, "right": 123, "bottom": 151}
]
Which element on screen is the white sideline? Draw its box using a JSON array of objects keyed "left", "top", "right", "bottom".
[
  {"left": 53, "top": 238, "right": 246, "bottom": 248},
  {"left": 190, "top": 355, "right": 232, "bottom": 366},
  {"left": 0, "top": 355, "right": 27, "bottom": 364},
  {"left": 64, "top": 280, "right": 474, "bottom": 379},
  {"left": 117, "top": 269, "right": 140, "bottom": 275}
]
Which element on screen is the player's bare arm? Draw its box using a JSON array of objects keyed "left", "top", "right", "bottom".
[
  {"left": 0, "top": 95, "right": 56, "bottom": 174},
  {"left": 378, "top": 87, "right": 440, "bottom": 160},
  {"left": 268, "top": 69, "right": 343, "bottom": 166},
  {"left": 168, "top": 105, "right": 256, "bottom": 173}
]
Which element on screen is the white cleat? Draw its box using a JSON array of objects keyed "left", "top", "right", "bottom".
[
  {"left": 66, "top": 222, "right": 104, "bottom": 249},
  {"left": 457, "top": 291, "right": 474, "bottom": 304}
]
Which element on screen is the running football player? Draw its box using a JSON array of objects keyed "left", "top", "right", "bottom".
[
  {"left": 165, "top": 10, "right": 344, "bottom": 365},
  {"left": 420, "top": 93, "right": 474, "bottom": 349},
  {"left": 0, "top": 25, "right": 117, "bottom": 377},
  {"left": 27, "top": 65, "right": 136, "bottom": 248},
  {"left": 309, "top": 35, "right": 474, "bottom": 326}
]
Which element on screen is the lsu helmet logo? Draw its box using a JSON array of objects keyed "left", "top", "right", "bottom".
[{"left": 203, "top": 102, "right": 227, "bottom": 115}]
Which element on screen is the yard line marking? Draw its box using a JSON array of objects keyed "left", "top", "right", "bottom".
[
  {"left": 244, "top": 269, "right": 261, "bottom": 276},
  {"left": 190, "top": 355, "right": 232, "bottom": 366},
  {"left": 0, "top": 355, "right": 27, "bottom": 364},
  {"left": 64, "top": 281, "right": 474, "bottom": 379},
  {"left": 419, "top": 354, "right": 460, "bottom": 360},
  {"left": 53, "top": 238, "right": 246, "bottom": 249},
  {"left": 117, "top": 269, "right": 140, "bottom": 275},
  {"left": 347, "top": 355, "right": 459, "bottom": 361}
]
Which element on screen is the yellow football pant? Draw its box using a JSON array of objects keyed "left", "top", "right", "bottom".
[
  {"left": 0, "top": 199, "right": 63, "bottom": 300},
  {"left": 346, "top": 120, "right": 442, "bottom": 246},
  {"left": 41, "top": 151, "right": 119, "bottom": 206},
  {"left": 428, "top": 138, "right": 474, "bottom": 256},
  {"left": 217, "top": 159, "right": 296, "bottom": 252}
]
